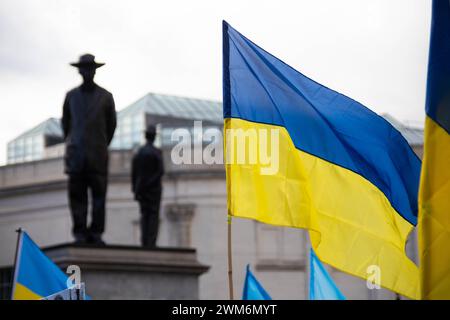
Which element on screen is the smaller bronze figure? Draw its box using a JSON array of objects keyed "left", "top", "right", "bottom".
[
  {"left": 62, "top": 54, "right": 117, "bottom": 245},
  {"left": 131, "top": 125, "right": 164, "bottom": 247}
]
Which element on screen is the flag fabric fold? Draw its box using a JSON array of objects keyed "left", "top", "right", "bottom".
[
  {"left": 419, "top": 0, "right": 450, "bottom": 300},
  {"left": 12, "top": 231, "right": 70, "bottom": 300},
  {"left": 242, "top": 264, "right": 272, "bottom": 300},
  {"left": 309, "top": 249, "right": 345, "bottom": 300},
  {"left": 223, "top": 20, "right": 421, "bottom": 299}
]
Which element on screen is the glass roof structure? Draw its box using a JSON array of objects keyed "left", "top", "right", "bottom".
[
  {"left": 118, "top": 92, "right": 222, "bottom": 123},
  {"left": 110, "top": 93, "right": 222, "bottom": 150},
  {"left": 7, "top": 118, "right": 63, "bottom": 164},
  {"left": 15, "top": 117, "right": 63, "bottom": 138}
]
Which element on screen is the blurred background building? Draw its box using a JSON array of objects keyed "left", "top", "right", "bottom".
[
  {"left": 0, "top": 92, "right": 423, "bottom": 300},
  {"left": 7, "top": 118, "right": 64, "bottom": 164}
]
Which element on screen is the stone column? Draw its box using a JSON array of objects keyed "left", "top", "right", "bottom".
[{"left": 165, "top": 203, "right": 195, "bottom": 248}]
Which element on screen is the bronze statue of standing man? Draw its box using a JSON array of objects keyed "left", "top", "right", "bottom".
[
  {"left": 131, "top": 125, "right": 164, "bottom": 247},
  {"left": 62, "top": 54, "right": 117, "bottom": 245}
]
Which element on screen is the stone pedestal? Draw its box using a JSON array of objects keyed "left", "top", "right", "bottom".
[{"left": 43, "top": 244, "right": 209, "bottom": 300}]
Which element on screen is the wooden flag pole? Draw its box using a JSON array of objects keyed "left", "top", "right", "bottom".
[
  {"left": 227, "top": 215, "right": 234, "bottom": 300},
  {"left": 10, "top": 228, "right": 23, "bottom": 300},
  {"left": 305, "top": 231, "right": 311, "bottom": 300}
]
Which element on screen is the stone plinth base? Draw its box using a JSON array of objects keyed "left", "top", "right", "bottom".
[{"left": 43, "top": 244, "right": 209, "bottom": 300}]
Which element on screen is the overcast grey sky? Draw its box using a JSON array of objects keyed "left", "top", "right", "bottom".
[{"left": 0, "top": 0, "right": 431, "bottom": 165}]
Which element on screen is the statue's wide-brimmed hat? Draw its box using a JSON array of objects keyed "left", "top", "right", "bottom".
[{"left": 70, "top": 54, "right": 105, "bottom": 68}]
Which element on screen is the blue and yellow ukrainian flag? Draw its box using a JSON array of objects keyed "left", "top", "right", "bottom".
[
  {"left": 223, "top": 21, "right": 421, "bottom": 299},
  {"left": 242, "top": 265, "right": 272, "bottom": 300},
  {"left": 12, "top": 231, "right": 69, "bottom": 300},
  {"left": 310, "top": 249, "right": 345, "bottom": 300},
  {"left": 419, "top": 0, "right": 450, "bottom": 300}
]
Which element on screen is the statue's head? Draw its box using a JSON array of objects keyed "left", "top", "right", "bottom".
[
  {"left": 145, "top": 124, "right": 157, "bottom": 143},
  {"left": 78, "top": 65, "right": 97, "bottom": 83},
  {"left": 70, "top": 54, "right": 104, "bottom": 84}
]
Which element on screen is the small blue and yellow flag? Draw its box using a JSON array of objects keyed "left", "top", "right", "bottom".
[
  {"left": 418, "top": 0, "right": 450, "bottom": 300},
  {"left": 242, "top": 265, "right": 272, "bottom": 300},
  {"left": 310, "top": 249, "right": 345, "bottom": 300},
  {"left": 12, "top": 231, "right": 70, "bottom": 300},
  {"left": 223, "top": 21, "right": 421, "bottom": 299}
]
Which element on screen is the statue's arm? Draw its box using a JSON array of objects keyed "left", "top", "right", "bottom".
[
  {"left": 144, "top": 150, "right": 164, "bottom": 187},
  {"left": 62, "top": 94, "right": 71, "bottom": 140},
  {"left": 106, "top": 93, "right": 117, "bottom": 145}
]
